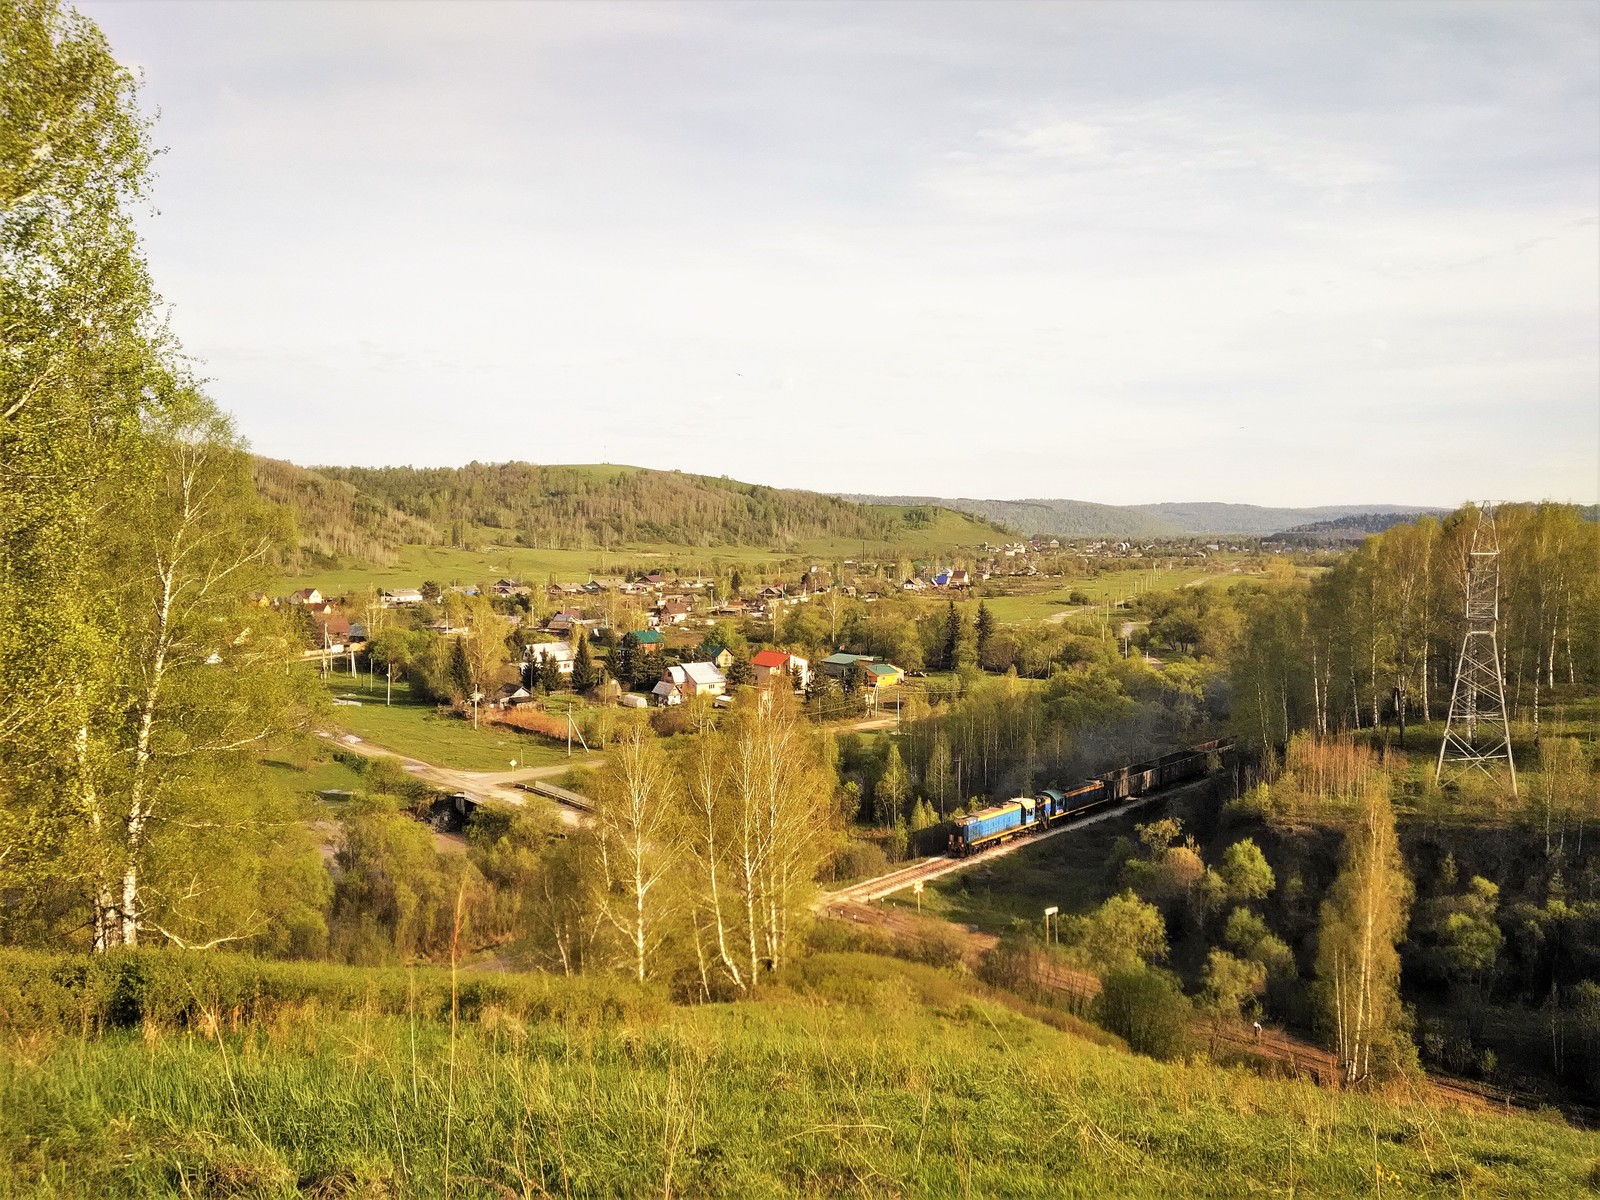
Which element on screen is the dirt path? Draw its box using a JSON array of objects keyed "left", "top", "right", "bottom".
[{"left": 317, "top": 729, "right": 602, "bottom": 825}]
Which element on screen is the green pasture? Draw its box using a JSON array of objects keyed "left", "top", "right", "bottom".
[
  {"left": 320, "top": 675, "right": 576, "bottom": 771},
  {"left": 258, "top": 740, "right": 367, "bottom": 805},
  {"left": 979, "top": 566, "right": 1256, "bottom": 624},
  {"left": 3, "top": 949, "right": 1594, "bottom": 1197}
]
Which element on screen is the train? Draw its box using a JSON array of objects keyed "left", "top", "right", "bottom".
[{"left": 948, "top": 738, "right": 1233, "bottom": 857}]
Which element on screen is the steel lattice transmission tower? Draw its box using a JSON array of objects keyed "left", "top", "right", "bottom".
[{"left": 1435, "top": 503, "right": 1517, "bottom": 795}]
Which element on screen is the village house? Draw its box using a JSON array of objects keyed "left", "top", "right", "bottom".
[
  {"left": 819, "top": 652, "right": 879, "bottom": 680},
  {"left": 382, "top": 588, "right": 424, "bottom": 606},
  {"left": 861, "top": 661, "right": 905, "bottom": 690},
  {"left": 701, "top": 645, "right": 734, "bottom": 672},
  {"left": 751, "top": 649, "right": 809, "bottom": 689},
  {"left": 288, "top": 587, "right": 323, "bottom": 606},
  {"left": 493, "top": 682, "right": 533, "bottom": 709},
  {"left": 546, "top": 609, "right": 584, "bottom": 635},
  {"left": 657, "top": 598, "right": 692, "bottom": 625},
  {"left": 523, "top": 641, "right": 575, "bottom": 678},
  {"left": 651, "top": 661, "right": 726, "bottom": 706}
]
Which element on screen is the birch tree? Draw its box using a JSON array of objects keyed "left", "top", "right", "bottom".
[
  {"left": 591, "top": 728, "right": 681, "bottom": 981},
  {"left": 1315, "top": 776, "right": 1416, "bottom": 1081},
  {"left": 1, "top": 1, "right": 313, "bottom": 950}
]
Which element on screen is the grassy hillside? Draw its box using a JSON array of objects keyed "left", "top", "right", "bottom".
[{"left": 3, "top": 948, "right": 1593, "bottom": 1197}]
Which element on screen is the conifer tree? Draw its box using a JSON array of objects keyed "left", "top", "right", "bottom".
[
  {"left": 570, "top": 631, "right": 598, "bottom": 693},
  {"left": 614, "top": 632, "right": 637, "bottom": 691},
  {"left": 942, "top": 601, "right": 962, "bottom": 670},
  {"left": 976, "top": 601, "right": 996, "bottom": 658}
]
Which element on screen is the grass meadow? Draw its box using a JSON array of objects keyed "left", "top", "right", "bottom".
[
  {"left": 320, "top": 676, "right": 576, "bottom": 772},
  {"left": 977, "top": 566, "right": 1257, "bottom": 625},
  {"left": 2, "top": 949, "right": 1595, "bottom": 1197}
]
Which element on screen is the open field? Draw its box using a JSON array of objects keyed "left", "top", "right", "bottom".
[
  {"left": 276, "top": 507, "right": 1002, "bottom": 596},
  {"left": 320, "top": 675, "right": 576, "bottom": 771},
  {"left": 978, "top": 566, "right": 1258, "bottom": 624},
  {"left": 259, "top": 740, "right": 367, "bottom": 805},
  {"left": 2, "top": 949, "right": 1594, "bottom": 1197}
]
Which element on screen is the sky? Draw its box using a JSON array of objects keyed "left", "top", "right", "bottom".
[{"left": 81, "top": 0, "right": 1600, "bottom": 506}]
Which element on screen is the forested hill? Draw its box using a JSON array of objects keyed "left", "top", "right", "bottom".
[
  {"left": 837, "top": 495, "right": 1174, "bottom": 539},
  {"left": 256, "top": 459, "right": 1007, "bottom": 564},
  {"left": 842, "top": 494, "right": 1445, "bottom": 538},
  {"left": 251, "top": 458, "right": 436, "bottom": 569},
  {"left": 1264, "top": 511, "right": 1447, "bottom": 543}
]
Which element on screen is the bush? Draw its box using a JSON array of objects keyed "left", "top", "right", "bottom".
[
  {"left": 1095, "top": 965, "right": 1192, "bottom": 1060},
  {"left": 892, "top": 918, "right": 966, "bottom": 969},
  {"left": 828, "top": 840, "right": 888, "bottom": 884}
]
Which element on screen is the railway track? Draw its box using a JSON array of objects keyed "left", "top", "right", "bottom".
[{"left": 819, "top": 778, "right": 1205, "bottom": 908}]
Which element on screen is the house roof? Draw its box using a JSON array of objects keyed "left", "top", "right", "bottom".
[
  {"left": 864, "top": 662, "right": 901, "bottom": 677},
  {"left": 680, "top": 662, "right": 725, "bottom": 686},
  {"left": 821, "top": 652, "right": 874, "bottom": 666},
  {"left": 751, "top": 650, "right": 791, "bottom": 668},
  {"left": 631, "top": 629, "right": 666, "bottom": 645}
]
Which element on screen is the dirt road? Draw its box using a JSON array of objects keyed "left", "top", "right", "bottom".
[{"left": 317, "top": 729, "right": 602, "bottom": 825}]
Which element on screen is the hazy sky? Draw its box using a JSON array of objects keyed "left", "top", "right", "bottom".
[{"left": 82, "top": 0, "right": 1599, "bottom": 505}]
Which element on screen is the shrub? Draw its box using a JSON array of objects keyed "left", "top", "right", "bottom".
[
  {"left": 1095, "top": 965, "right": 1192, "bottom": 1060},
  {"left": 892, "top": 919, "right": 966, "bottom": 969},
  {"left": 829, "top": 840, "right": 888, "bottom": 884}
]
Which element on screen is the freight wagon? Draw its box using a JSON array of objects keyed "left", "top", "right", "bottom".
[{"left": 948, "top": 738, "right": 1231, "bottom": 857}]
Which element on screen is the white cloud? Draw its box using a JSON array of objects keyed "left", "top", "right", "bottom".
[{"left": 79, "top": 0, "right": 1600, "bottom": 504}]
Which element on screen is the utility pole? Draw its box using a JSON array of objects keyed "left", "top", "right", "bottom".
[{"left": 1436, "top": 503, "right": 1517, "bottom": 795}]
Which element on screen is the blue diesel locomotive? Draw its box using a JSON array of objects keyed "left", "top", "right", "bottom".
[{"left": 948, "top": 738, "right": 1231, "bottom": 857}]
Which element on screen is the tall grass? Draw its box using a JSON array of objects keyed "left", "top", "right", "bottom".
[{"left": 2, "top": 950, "right": 1596, "bottom": 1196}]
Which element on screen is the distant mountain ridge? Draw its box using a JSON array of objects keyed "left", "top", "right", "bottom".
[{"left": 837, "top": 494, "right": 1446, "bottom": 538}]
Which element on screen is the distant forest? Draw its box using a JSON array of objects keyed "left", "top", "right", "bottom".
[
  {"left": 256, "top": 459, "right": 909, "bottom": 567},
  {"left": 1265, "top": 512, "right": 1437, "bottom": 543}
]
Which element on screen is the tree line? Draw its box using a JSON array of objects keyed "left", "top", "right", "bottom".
[{"left": 1227, "top": 503, "right": 1597, "bottom": 750}]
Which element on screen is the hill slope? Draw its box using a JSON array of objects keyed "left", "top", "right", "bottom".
[
  {"left": 5, "top": 947, "right": 1593, "bottom": 1197},
  {"left": 260, "top": 460, "right": 1009, "bottom": 566},
  {"left": 251, "top": 457, "right": 437, "bottom": 570}
]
